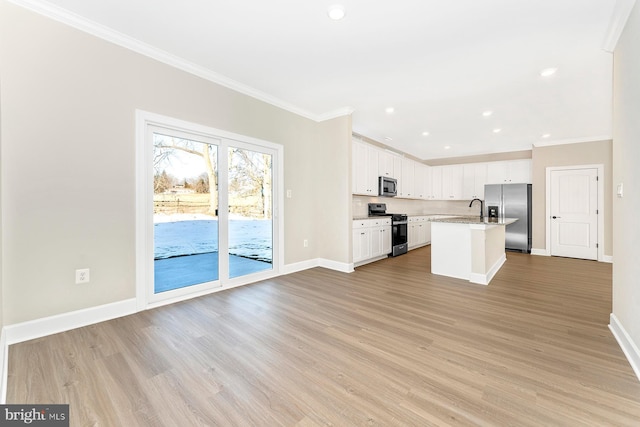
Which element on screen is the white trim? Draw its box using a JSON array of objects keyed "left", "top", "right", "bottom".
[
  {"left": 0, "top": 329, "right": 7, "bottom": 404},
  {"left": 3, "top": 299, "right": 137, "bottom": 345},
  {"left": 469, "top": 253, "right": 506, "bottom": 285},
  {"left": 545, "top": 164, "right": 605, "bottom": 262},
  {"left": 136, "top": 110, "right": 285, "bottom": 309},
  {"left": 603, "top": 255, "right": 613, "bottom": 263},
  {"left": 609, "top": 313, "right": 640, "bottom": 382},
  {"left": 531, "top": 248, "right": 549, "bottom": 256},
  {"left": 283, "top": 258, "right": 353, "bottom": 275},
  {"left": 602, "top": 0, "right": 637, "bottom": 52},
  {"left": 6, "top": 0, "right": 353, "bottom": 124},
  {"left": 532, "top": 135, "right": 612, "bottom": 148}
]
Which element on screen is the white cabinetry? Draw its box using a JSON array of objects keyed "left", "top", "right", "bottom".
[
  {"left": 378, "top": 150, "right": 399, "bottom": 178},
  {"left": 352, "top": 140, "right": 379, "bottom": 196},
  {"left": 441, "top": 165, "right": 464, "bottom": 200},
  {"left": 399, "top": 158, "right": 415, "bottom": 198},
  {"left": 463, "top": 163, "right": 488, "bottom": 200},
  {"left": 414, "top": 163, "right": 428, "bottom": 199},
  {"left": 431, "top": 166, "right": 443, "bottom": 200},
  {"left": 486, "top": 160, "right": 531, "bottom": 184},
  {"left": 408, "top": 216, "right": 430, "bottom": 249},
  {"left": 352, "top": 218, "right": 392, "bottom": 265}
]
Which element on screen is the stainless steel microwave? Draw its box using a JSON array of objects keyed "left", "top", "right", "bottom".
[{"left": 378, "top": 176, "right": 397, "bottom": 197}]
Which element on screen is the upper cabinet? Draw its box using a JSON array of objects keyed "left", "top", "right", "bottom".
[
  {"left": 441, "top": 165, "right": 464, "bottom": 200},
  {"left": 378, "top": 150, "right": 398, "bottom": 178},
  {"left": 463, "top": 163, "right": 488, "bottom": 199},
  {"left": 399, "top": 158, "right": 415, "bottom": 198},
  {"left": 486, "top": 159, "right": 532, "bottom": 184},
  {"left": 352, "top": 138, "right": 531, "bottom": 200},
  {"left": 352, "top": 139, "right": 379, "bottom": 196},
  {"left": 430, "top": 166, "right": 443, "bottom": 200}
]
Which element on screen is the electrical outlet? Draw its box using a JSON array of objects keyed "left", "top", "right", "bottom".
[
  {"left": 75, "top": 268, "right": 90, "bottom": 284},
  {"left": 303, "top": 239, "right": 308, "bottom": 248}
]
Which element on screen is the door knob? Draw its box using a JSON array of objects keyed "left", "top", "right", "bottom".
[{"left": 552, "top": 216, "right": 561, "bottom": 219}]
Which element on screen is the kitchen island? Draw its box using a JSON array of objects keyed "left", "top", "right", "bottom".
[{"left": 429, "top": 216, "right": 517, "bottom": 285}]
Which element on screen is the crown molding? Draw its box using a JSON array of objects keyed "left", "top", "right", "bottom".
[
  {"left": 7, "top": 0, "right": 354, "bottom": 123},
  {"left": 602, "top": 0, "right": 637, "bottom": 52},
  {"left": 532, "top": 135, "right": 612, "bottom": 148}
]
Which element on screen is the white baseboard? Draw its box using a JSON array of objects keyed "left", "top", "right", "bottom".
[
  {"left": 603, "top": 255, "right": 613, "bottom": 263},
  {"left": 283, "top": 258, "right": 353, "bottom": 274},
  {"left": 609, "top": 313, "right": 640, "bottom": 382},
  {"left": 469, "top": 254, "right": 506, "bottom": 285},
  {"left": 4, "top": 298, "right": 137, "bottom": 346},
  {"left": 531, "top": 248, "right": 549, "bottom": 256}
]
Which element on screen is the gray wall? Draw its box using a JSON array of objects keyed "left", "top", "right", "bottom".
[
  {"left": 0, "top": 2, "right": 351, "bottom": 325},
  {"left": 531, "top": 140, "right": 613, "bottom": 255},
  {"left": 612, "top": 0, "right": 640, "bottom": 363}
]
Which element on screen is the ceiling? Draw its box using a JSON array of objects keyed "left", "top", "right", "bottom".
[{"left": 19, "top": 0, "right": 619, "bottom": 160}]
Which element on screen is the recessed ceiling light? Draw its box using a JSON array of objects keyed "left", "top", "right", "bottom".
[
  {"left": 444, "top": 145, "right": 451, "bottom": 150},
  {"left": 540, "top": 68, "right": 557, "bottom": 77},
  {"left": 482, "top": 110, "right": 493, "bottom": 117},
  {"left": 385, "top": 107, "right": 395, "bottom": 114},
  {"left": 542, "top": 133, "right": 551, "bottom": 138},
  {"left": 328, "top": 5, "right": 346, "bottom": 20},
  {"left": 422, "top": 131, "right": 429, "bottom": 136},
  {"left": 493, "top": 128, "right": 502, "bottom": 133}
]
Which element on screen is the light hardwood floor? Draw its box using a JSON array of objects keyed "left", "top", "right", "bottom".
[{"left": 7, "top": 247, "right": 640, "bottom": 426}]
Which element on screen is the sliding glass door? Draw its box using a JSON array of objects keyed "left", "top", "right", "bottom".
[
  {"left": 227, "top": 145, "right": 273, "bottom": 279},
  {"left": 140, "top": 116, "right": 279, "bottom": 306}
]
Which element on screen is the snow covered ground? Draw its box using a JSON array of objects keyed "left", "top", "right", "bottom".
[{"left": 154, "top": 213, "right": 272, "bottom": 262}]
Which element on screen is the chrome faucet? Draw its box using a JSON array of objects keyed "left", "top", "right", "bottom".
[{"left": 469, "top": 198, "right": 484, "bottom": 219}]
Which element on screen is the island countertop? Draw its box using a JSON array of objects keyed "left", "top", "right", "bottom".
[{"left": 429, "top": 216, "right": 518, "bottom": 226}]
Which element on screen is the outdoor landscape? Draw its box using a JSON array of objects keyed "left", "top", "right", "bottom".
[{"left": 153, "top": 133, "right": 273, "bottom": 293}]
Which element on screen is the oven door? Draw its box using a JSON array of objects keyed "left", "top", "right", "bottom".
[{"left": 391, "top": 221, "right": 408, "bottom": 256}]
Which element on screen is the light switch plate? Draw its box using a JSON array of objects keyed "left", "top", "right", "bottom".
[{"left": 617, "top": 183, "right": 624, "bottom": 198}]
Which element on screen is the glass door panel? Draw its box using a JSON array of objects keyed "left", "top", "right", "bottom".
[
  {"left": 227, "top": 146, "right": 273, "bottom": 279},
  {"left": 153, "top": 132, "right": 219, "bottom": 293}
]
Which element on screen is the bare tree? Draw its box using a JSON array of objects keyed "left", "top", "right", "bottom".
[
  {"left": 229, "top": 148, "right": 272, "bottom": 219},
  {"left": 154, "top": 135, "right": 218, "bottom": 215}
]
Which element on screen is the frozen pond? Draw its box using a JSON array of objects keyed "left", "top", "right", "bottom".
[{"left": 154, "top": 214, "right": 272, "bottom": 263}]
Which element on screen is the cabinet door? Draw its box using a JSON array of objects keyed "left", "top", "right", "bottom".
[
  {"left": 381, "top": 225, "right": 392, "bottom": 254},
  {"left": 431, "top": 166, "right": 443, "bottom": 199},
  {"left": 408, "top": 221, "right": 417, "bottom": 248},
  {"left": 352, "top": 228, "right": 371, "bottom": 262},
  {"left": 425, "top": 220, "right": 431, "bottom": 244},
  {"left": 366, "top": 147, "right": 379, "bottom": 195},
  {"left": 442, "top": 165, "right": 463, "bottom": 199},
  {"left": 370, "top": 225, "right": 383, "bottom": 257},
  {"left": 400, "top": 158, "right": 415, "bottom": 198},
  {"left": 486, "top": 161, "right": 509, "bottom": 184},
  {"left": 508, "top": 159, "right": 532, "bottom": 183},
  {"left": 378, "top": 151, "right": 394, "bottom": 178},
  {"left": 352, "top": 141, "right": 379, "bottom": 195},
  {"left": 463, "top": 163, "right": 487, "bottom": 199},
  {"left": 417, "top": 221, "right": 427, "bottom": 245},
  {"left": 462, "top": 164, "right": 477, "bottom": 199},
  {"left": 424, "top": 166, "right": 433, "bottom": 199},
  {"left": 414, "top": 163, "right": 426, "bottom": 199}
]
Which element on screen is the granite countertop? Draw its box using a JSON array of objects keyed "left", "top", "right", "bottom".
[{"left": 429, "top": 216, "right": 518, "bottom": 225}]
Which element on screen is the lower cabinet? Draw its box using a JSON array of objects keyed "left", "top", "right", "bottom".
[
  {"left": 408, "top": 216, "right": 431, "bottom": 249},
  {"left": 353, "top": 218, "right": 392, "bottom": 264}
]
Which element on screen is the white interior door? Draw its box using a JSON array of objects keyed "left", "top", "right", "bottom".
[{"left": 550, "top": 168, "right": 598, "bottom": 260}]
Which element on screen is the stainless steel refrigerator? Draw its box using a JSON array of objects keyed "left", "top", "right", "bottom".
[{"left": 484, "top": 183, "right": 532, "bottom": 253}]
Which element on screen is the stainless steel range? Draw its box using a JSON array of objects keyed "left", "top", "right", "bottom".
[{"left": 368, "top": 203, "right": 408, "bottom": 257}]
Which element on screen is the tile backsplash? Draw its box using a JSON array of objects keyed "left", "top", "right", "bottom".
[{"left": 353, "top": 195, "right": 482, "bottom": 217}]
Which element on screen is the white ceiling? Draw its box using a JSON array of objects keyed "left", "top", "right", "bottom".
[{"left": 19, "top": 0, "right": 618, "bottom": 160}]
